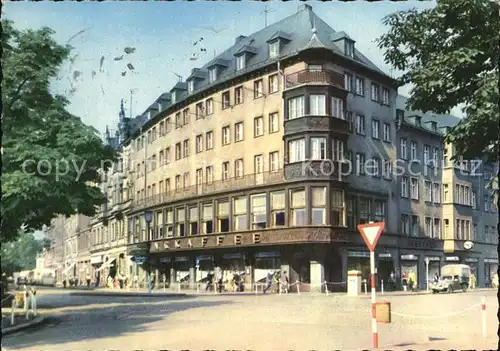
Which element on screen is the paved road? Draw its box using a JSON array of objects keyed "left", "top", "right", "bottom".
[{"left": 2, "top": 288, "right": 497, "bottom": 350}]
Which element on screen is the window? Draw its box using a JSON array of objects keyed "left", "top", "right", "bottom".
[
  {"left": 222, "top": 126, "right": 230, "bottom": 145},
  {"left": 346, "top": 111, "right": 354, "bottom": 132},
  {"left": 371, "top": 157, "right": 381, "bottom": 177},
  {"left": 309, "top": 94, "right": 326, "bottom": 115},
  {"left": 165, "top": 118, "right": 172, "bottom": 133},
  {"left": 308, "top": 64, "right": 322, "bottom": 72},
  {"left": 410, "top": 178, "right": 419, "bottom": 200},
  {"left": 159, "top": 150, "right": 164, "bottom": 166},
  {"left": 209, "top": 67, "right": 217, "bottom": 82},
  {"left": 233, "top": 197, "right": 248, "bottom": 231},
  {"left": 222, "top": 91, "right": 230, "bottom": 109},
  {"left": 381, "top": 88, "right": 389, "bottom": 105},
  {"left": 183, "top": 172, "right": 190, "bottom": 188},
  {"left": 196, "top": 168, "right": 203, "bottom": 185},
  {"left": 270, "top": 191, "right": 285, "bottom": 226},
  {"left": 202, "top": 204, "right": 213, "bottom": 234},
  {"left": 222, "top": 162, "right": 230, "bottom": 180},
  {"left": 269, "top": 112, "right": 279, "bottom": 133},
  {"left": 175, "top": 113, "right": 181, "bottom": 129},
  {"left": 345, "top": 40, "right": 354, "bottom": 57},
  {"left": 433, "top": 218, "right": 441, "bottom": 239},
  {"left": 484, "top": 195, "right": 490, "bottom": 211},
  {"left": 235, "top": 86, "right": 243, "bottom": 104},
  {"left": 410, "top": 141, "right": 417, "bottom": 160},
  {"left": 288, "top": 139, "right": 305, "bottom": 163},
  {"left": 372, "top": 200, "right": 385, "bottom": 222},
  {"left": 269, "top": 41, "right": 279, "bottom": 58},
  {"left": 383, "top": 123, "right": 390, "bottom": 142},
  {"left": 472, "top": 223, "right": 477, "bottom": 241},
  {"left": 382, "top": 159, "right": 392, "bottom": 179},
  {"left": 235, "top": 159, "right": 244, "bottom": 178},
  {"left": 311, "top": 137, "right": 327, "bottom": 160},
  {"left": 165, "top": 178, "right": 171, "bottom": 193},
  {"left": 251, "top": 194, "right": 267, "bottom": 229},
  {"left": 175, "top": 143, "right": 181, "bottom": 160},
  {"left": 254, "top": 116, "right": 264, "bottom": 137},
  {"left": 165, "top": 209, "right": 173, "bottom": 237},
  {"left": 358, "top": 198, "right": 369, "bottom": 224},
  {"left": 269, "top": 74, "right": 279, "bottom": 93},
  {"left": 401, "top": 176, "right": 409, "bottom": 198},
  {"left": 329, "top": 190, "right": 344, "bottom": 226},
  {"left": 331, "top": 97, "right": 344, "bottom": 119},
  {"left": 183, "top": 139, "right": 190, "bottom": 157},
  {"left": 371, "top": 83, "right": 379, "bottom": 101},
  {"left": 206, "top": 98, "right": 213, "bottom": 115},
  {"left": 332, "top": 139, "right": 345, "bottom": 161},
  {"left": 400, "top": 138, "right": 407, "bottom": 159},
  {"left": 425, "top": 217, "right": 432, "bottom": 238},
  {"left": 183, "top": 109, "right": 189, "bottom": 125},
  {"left": 355, "top": 153, "right": 365, "bottom": 175},
  {"left": 433, "top": 183, "right": 441, "bottom": 203},
  {"left": 371, "top": 119, "right": 380, "bottom": 139},
  {"left": 189, "top": 206, "right": 199, "bottom": 235},
  {"left": 344, "top": 73, "right": 353, "bottom": 91},
  {"left": 206, "top": 131, "right": 213, "bottom": 150},
  {"left": 254, "top": 154, "right": 264, "bottom": 174},
  {"left": 423, "top": 145, "right": 430, "bottom": 165},
  {"left": 206, "top": 166, "right": 213, "bottom": 183},
  {"left": 356, "top": 114, "right": 365, "bottom": 134},
  {"left": 176, "top": 207, "right": 185, "bottom": 237},
  {"left": 424, "top": 181, "right": 432, "bottom": 202},
  {"left": 236, "top": 54, "right": 245, "bottom": 71},
  {"left": 288, "top": 96, "right": 305, "bottom": 119},
  {"left": 355, "top": 77, "right": 364, "bottom": 96},
  {"left": 472, "top": 191, "right": 477, "bottom": 209},
  {"left": 269, "top": 151, "right": 279, "bottom": 172},
  {"left": 217, "top": 200, "right": 229, "bottom": 232},
  {"left": 196, "top": 102, "right": 204, "bottom": 119},
  {"left": 196, "top": 134, "right": 203, "bottom": 153},
  {"left": 401, "top": 214, "right": 410, "bottom": 235},
  {"left": 235, "top": 122, "right": 244, "bottom": 142},
  {"left": 290, "top": 189, "right": 306, "bottom": 226},
  {"left": 432, "top": 148, "right": 439, "bottom": 167},
  {"left": 254, "top": 79, "right": 264, "bottom": 98},
  {"left": 171, "top": 91, "right": 176, "bottom": 104},
  {"left": 311, "top": 187, "right": 326, "bottom": 225},
  {"left": 443, "top": 184, "right": 449, "bottom": 202},
  {"left": 411, "top": 215, "right": 419, "bottom": 237}
]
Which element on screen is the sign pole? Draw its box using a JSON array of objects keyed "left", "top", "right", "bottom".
[{"left": 370, "top": 250, "right": 378, "bottom": 349}]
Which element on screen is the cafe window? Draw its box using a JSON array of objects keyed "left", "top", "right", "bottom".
[
  {"left": 176, "top": 207, "right": 185, "bottom": 237},
  {"left": 311, "top": 187, "right": 326, "bottom": 225},
  {"left": 217, "top": 200, "right": 230, "bottom": 233},
  {"left": 290, "top": 189, "right": 306, "bottom": 226},
  {"left": 202, "top": 203, "right": 213, "bottom": 234},
  {"left": 233, "top": 197, "right": 248, "bottom": 231},
  {"left": 271, "top": 191, "right": 285, "bottom": 226},
  {"left": 165, "top": 209, "right": 173, "bottom": 237},
  {"left": 332, "top": 190, "right": 345, "bottom": 226},
  {"left": 358, "top": 198, "right": 369, "bottom": 224},
  {"left": 189, "top": 206, "right": 199, "bottom": 235},
  {"left": 251, "top": 193, "right": 267, "bottom": 229}
]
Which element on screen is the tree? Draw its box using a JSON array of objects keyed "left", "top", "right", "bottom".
[
  {"left": 0, "top": 232, "right": 45, "bottom": 276},
  {"left": 377, "top": 0, "right": 499, "bottom": 162},
  {"left": 1, "top": 20, "right": 118, "bottom": 242}
]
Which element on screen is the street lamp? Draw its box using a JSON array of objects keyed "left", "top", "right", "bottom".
[{"left": 144, "top": 210, "right": 153, "bottom": 294}]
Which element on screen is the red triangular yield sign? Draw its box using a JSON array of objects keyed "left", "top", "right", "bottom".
[{"left": 357, "top": 222, "right": 385, "bottom": 252}]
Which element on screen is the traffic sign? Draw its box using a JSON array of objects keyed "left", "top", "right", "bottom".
[
  {"left": 357, "top": 222, "right": 385, "bottom": 252},
  {"left": 130, "top": 255, "right": 147, "bottom": 263}
]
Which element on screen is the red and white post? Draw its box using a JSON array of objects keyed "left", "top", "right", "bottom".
[{"left": 370, "top": 250, "right": 378, "bottom": 348}]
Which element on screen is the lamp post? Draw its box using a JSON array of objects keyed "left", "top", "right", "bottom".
[
  {"left": 144, "top": 210, "right": 153, "bottom": 294},
  {"left": 425, "top": 257, "right": 430, "bottom": 291}
]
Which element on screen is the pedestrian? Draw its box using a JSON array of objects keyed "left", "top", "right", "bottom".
[
  {"left": 217, "top": 270, "right": 223, "bottom": 293},
  {"left": 492, "top": 273, "right": 498, "bottom": 289},
  {"left": 274, "top": 271, "right": 281, "bottom": 293},
  {"left": 263, "top": 271, "right": 273, "bottom": 294},
  {"left": 150, "top": 272, "right": 155, "bottom": 290},
  {"left": 433, "top": 272, "right": 439, "bottom": 284},
  {"left": 86, "top": 273, "right": 91, "bottom": 288},
  {"left": 206, "top": 272, "right": 214, "bottom": 291},
  {"left": 282, "top": 270, "right": 289, "bottom": 293}
]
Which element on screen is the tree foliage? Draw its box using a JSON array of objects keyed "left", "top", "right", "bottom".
[
  {"left": 1, "top": 20, "right": 118, "bottom": 242},
  {"left": 0, "top": 232, "right": 46, "bottom": 276},
  {"left": 377, "top": 0, "right": 500, "bottom": 162}
]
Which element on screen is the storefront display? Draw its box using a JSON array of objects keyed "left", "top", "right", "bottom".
[
  {"left": 174, "top": 256, "right": 190, "bottom": 282},
  {"left": 425, "top": 256, "right": 440, "bottom": 287},
  {"left": 254, "top": 252, "right": 281, "bottom": 283},
  {"left": 464, "top": 258, "right": 479, "bottom": 286},
  {"left": 400, "top": 254, "right": 419, "bottom": 290},
  {"left": 377, "top": 253, "right": 394, "bottom": 289},
  {"left": 347, "top": 251, "right": 370, "bottom": 288},
  {"left": 196, "top": 255, "right": 214, "bottom": 282},
  {"left": 484, "top": 258, "right": 498, "bottom": 286}
]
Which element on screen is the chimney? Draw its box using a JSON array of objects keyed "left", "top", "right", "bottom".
[
  {"left": 235, "top": 35, "right": 247, "bottom": 44},
  {"left": 297, "top": 4, "right": 312, "bottom": 13}
]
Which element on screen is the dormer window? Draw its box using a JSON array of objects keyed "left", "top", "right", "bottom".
[
  {"left": 345, "top": 40, "right": 354, "bottom": 58},
  {"left": 188, "top": 80, "right": 194, "bottom": 94},
  {"left": 269, "top": 41, "right": 279, "bottom": 58},
  {"left": 431, "top": 121, "right": 437, "bottom": 131},
  {"left": 171, "top": 91, "right": 176, "bottom": 104},
  {"left": 147, "top": 111, "right": 152, "bottom": 120},
  {"left": 158, "top": 102, "right": 162, "bottom": 112},
  {"left": 236, "top": 54, "right": 246, "bottom": 71},
  {"left": 209, "top": 68, "right": 217, "bottom": 83},
  {"left": 415, "top": 116, "right": 422, "bottom": 127}
]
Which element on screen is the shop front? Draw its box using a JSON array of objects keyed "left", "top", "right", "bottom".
[
  {"left": 196, "top": 254, "right": 215, "bottom": 282},
  {"left": 444, "top": 256, "right": 460, "bottom": 264},
  {"left": 90, "top": 254, "right": 103, "bottom": 286},
  {"left": 174, "top": 256, "right": 190, "bottom": 283},
  {"left": 484, "top": 258, "right": 498, "bottom": 286},
  {"left": 157, "top": 257, "right": 171, "bottom": 284},
  {"left": 254, "top": 251, "right": 281, "bottom": 283},
  {"left": 347, "top": 251, "right": 370, "bottom": 287},
  {"left": 400, "top": 254, "right": 419, "bottom": 290},
  {"left": 464, "top": 257, "right": 479, "bottom": 286},
  {"left": 424, "top": 256, "right": 441, "bottom": 287},
  {"left": 377, "top": 252, "right": 394, "bottom": 290}
]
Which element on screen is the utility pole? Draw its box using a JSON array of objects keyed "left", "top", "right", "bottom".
[{"left": 262, "top": 4, "right": 275, "bottom": 28}]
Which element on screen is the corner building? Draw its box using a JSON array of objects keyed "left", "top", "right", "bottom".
[{"left": 120, "top": 4, "right": 497, "bottom": 292}]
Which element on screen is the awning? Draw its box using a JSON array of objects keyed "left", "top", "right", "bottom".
[
  {"left": 62, "top": 262, "right": 76, "bottom": 275},
  {"left": 95, "top": 257, "right": 116, "bottom": 272}
]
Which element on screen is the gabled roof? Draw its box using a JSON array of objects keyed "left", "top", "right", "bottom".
[
  {"left": 171, "top": 82, "right": 187, "bottom": 91},
  {"left": 234, "top": 45, "right": 258, "bottom": 56},
  {"left": 207, "top": 58, "right": 230, "bottom": 68},
  {"left": 303, "top": 28, "right": 327, "bottom": 50},
  {"left": 331, "top": 31, "right": 354, "bottom": 42},
  {"left": 267, "top": 30, "right": 292, "bottom": 43},
  {"left": 187, "top": 68, "right": 207, "bottom": 80},
  {"left": 396, "top": 95, "right": 461, "bottom": 128}
]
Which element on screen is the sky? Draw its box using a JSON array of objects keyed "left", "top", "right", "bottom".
[{"left": 4, "top": 0, "right": 444, "bottom": 137}]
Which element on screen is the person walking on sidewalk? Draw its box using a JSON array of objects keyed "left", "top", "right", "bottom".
[
  {"left": 217, "top": 270, "right": 223, "bottom": 293},
  {"left": 263, "top": 271, "right": 274, "bottom": 294},
  {"left": 86, "top": 274, "right": 91, "bottom": 288}
]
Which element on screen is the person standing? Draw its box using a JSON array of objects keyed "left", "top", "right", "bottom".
[
  {"left": 86, "top": 273, "right": 91, "bottom": 288},
  {"left": 217, "top": 270, "right": 223, "bottom": 293}
]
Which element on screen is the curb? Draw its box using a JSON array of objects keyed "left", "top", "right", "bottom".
[
  {"left": 69, "top": 291, "right": 187, "bottom": 298},
  {"left": 1, "top": 316, "right": 45, "bottom": 336}
]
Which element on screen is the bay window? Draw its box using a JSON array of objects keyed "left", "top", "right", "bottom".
[
  {"left": 331, "top": 97, "right": 344, "bottom": 119},
  {"left": 309, "top": 94, "right": 326, "bottom": 115},
  {"left": 271, "top": 191, "right": 285, "bottom": 226},
  {"left": 251, "top": 194, "right": 267, "bottom": 229},
  {"left": 288, "top": 96, "right": 305, "bottom": 120},
  {"left": 217, "top": 200, "right": 229, "bottom": 232},
  {"left": 202, "top": 204, "right": 213, "bottom": 234},
  {"left": 288, "top": 138, "right": 305, "bottom": 163},
  {"left": 311, "top": 187, "right": 326, "bottom": 225},
  {"left": 290, "top": 189, "right": 306, "bottom": 226},
  {"left": 176, "top": 207, "right": 185, "bottom": 237},
  {"left": 311, "top": 137, "right": 327, "bottom": 160},
  {"left": 233, "top": 197, "right": 248, "bottom": 231},
  {"left": 188, "top": 206, "right": 199, "bottom": 235}
]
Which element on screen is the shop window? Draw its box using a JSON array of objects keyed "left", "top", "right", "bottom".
[
  {"left": 332, "top": 190, "right": 345, "bottom": 226},
  {"left": 233, "top": 197, "right": 248, "bottom": 231},
  {"left": 217, "top": 200, "right": 230, "bottom": 232},
  {"left": 202, "top": 204, "right": 213, "bottom": 234},
  {"left": 189, "top": 206, "right": 199, "bottom": 235},
  {"left": 290, "top": 189, "right": 306, "bottom": 226},
  {"left": 311, "top": 187, "right": 326, "bottom": 225},
  {"left": 176, "top": 207, "right": 185, "bottom": 237},
  {"left": 271, "top": 191, "right": 285, "bottom": 226},
  {"left": 358, "top": 198, "right": 369, "bottom": 224},
  {"left": 251, "top": 193, "right": 267, "bottom": 229}
]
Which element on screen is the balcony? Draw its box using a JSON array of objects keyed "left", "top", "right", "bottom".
[
  {"left": 285, "top": 69, "right": 344, "bottom": 90},
  {"left": 130, "top": 170, "right": 284, "bottom": 212}
]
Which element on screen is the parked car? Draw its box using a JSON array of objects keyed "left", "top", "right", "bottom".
[
  {"left": 17, "top": 276, "right": 28, "bottom": 285},
  {"left": 431, "top": 264, "right": 470, "bottom": 293}
]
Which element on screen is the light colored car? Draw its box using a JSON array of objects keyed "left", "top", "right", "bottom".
[{"left": 431, "top": 264, "right": 470, "bottom": 293}]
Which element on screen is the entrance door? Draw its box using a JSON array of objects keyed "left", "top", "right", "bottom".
[{"left": 378, "top": 259, "right": 394, "bottom": 291}]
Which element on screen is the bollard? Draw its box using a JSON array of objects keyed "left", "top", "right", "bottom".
[
  {"left": 178, "top": 282, "right": 181, "bottom": 293},
  {"left": 325, "top": 282, "right": 329, "bottom": 296},
  {"left": 11, "top": 299, "right": 15, "bottom": 326},
  {"left": 381, "top": 280, "right": 384, "bottom": 294},
  {"left": 25, "top": 292, "right": 30, "bottom": 320},
  {"left": 363, "top": 280, "right": 367, "bottom": 294},
  {"left": 481, "top": 296, "right": 487, "bottom": 338},
  {"left": 296, "top": 281, "right": 300, "bottom": 295},
  {"left": 255, "top": 283, "right": 258, "bottom": 295},
  {"left": 197, "top": 283, "right": 200, "bottom": 294}
]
